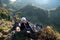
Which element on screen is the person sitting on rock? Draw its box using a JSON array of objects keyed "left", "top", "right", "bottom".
[
  {"left": 20, "top": 17, "right": 34, "bottom": 40},
  {"left": 20, "top": 17, "right": 33, "bottom": 32}
]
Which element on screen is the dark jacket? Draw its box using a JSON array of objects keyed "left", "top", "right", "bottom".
[{"left": 20, "top": 22, "right": 34, "bottom": 33}]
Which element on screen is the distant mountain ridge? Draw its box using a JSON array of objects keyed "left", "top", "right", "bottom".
[{"left": 16, "top": 5, "right": 48, "bottom": 24}]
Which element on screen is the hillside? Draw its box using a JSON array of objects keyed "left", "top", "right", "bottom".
[
  {"left": 0, "top": 7, "right": 60, "bottom": 40},
  {"left": 16, "top": 5, "right": 48, "bottom": 24},
  {"left": 15, "top": 5, "right": 60, "bottom": 32},
  {"left": 0, "top": 0, "right": 60, "bottom": 40},
  {"left": 0, "top": 8, "right": 14, "bottom": 40},
  {"left": 50, "top": 7, "right": 60, "bottom": 32}
]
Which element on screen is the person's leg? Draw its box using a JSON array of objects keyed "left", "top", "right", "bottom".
[{"left": 10, "top": 34, "right": 16, "bottom": 40}]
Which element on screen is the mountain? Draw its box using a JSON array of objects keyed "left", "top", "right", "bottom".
[
  {"left": 50, "top": 7, "right": 60, "bottom": 26},
  {"left": 16, "top": 5, "right": 48, "bottom": 24},
  {"left": 16, "top": 5, "right": 60, "bottom": 32},
  {"left": 0, "top": 5, "right": 60, "bottom": 40},
  {"left": 50, "top": 7, "right": 60, "bottom": 31},
  {"left": 0, "top": 0, "right": 60, "bottom": 32}
]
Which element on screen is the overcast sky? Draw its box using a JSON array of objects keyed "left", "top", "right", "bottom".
[{"left": 7, "top": 0, "right": 60, "bottom": 9}]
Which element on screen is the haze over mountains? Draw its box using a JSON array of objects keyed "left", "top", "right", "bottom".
[{"left": 0, "top": 0, "right": 60, "bottom": 10}]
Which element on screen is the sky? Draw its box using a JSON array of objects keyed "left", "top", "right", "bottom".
[
  {"left": 9, "top": 0, "right": 60, "bottom": 9},
  {"left": 32, "top": 0, "right": 60, "bottom": 9}
]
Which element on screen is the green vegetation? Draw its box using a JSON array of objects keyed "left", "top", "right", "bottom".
[
  {"left": 0, "top": 8, "right": 10, "bottom": 21},
  {"left": 0, "top": 8, "right": 14, "bottom": 39},
  {"left": 16, "top": 5, "right": 60, "bottom": 32},
  {"left": 0, "top": 5, "right": 60, "bottom": 40}
]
